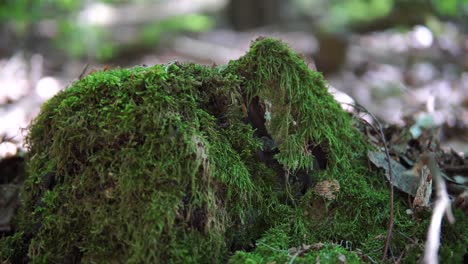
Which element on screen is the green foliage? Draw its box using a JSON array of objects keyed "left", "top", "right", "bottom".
[
  {"left": 141, "top": 15, "right": 214, "bottom": 45},
  {"left": 431, "top": 0, "right": 468, "bottom": 16},
  {"left": 53, "top": 21, "right": 117, "bottom": 60},
  {"left": 326, "top": 0, "right": 393, "bottom": 30},
  {"left": 55, "top": 13, "right": 214, "bottom": 60},
  {"left": 54, "top": 13, "right": 213, "bottom": 60},
  {"left": 0, "top": 0, "right": 79, "bottom": 24},
  {"left": 0, "top": 1, "right": 213, "bottom": 60},
  {"left": 293, "top": 0, "right": 393, "bottom": 32},
  {"left": 0, "top": 0, "right": 80, "bottom": 39},
  {"left": 1, "top": 38, "right": 466, "bottom": 263},
  {"left": 294, "top": 0, "right": 467, "bottom": 32},
  {"left": 432, "top": 0, "right": 458, "bottom": 15}
]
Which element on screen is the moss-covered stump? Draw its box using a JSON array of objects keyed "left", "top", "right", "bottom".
[{"left": 1, "top": 38, "right": 466, "bottom": 263}]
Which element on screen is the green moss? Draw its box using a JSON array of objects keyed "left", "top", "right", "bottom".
[
  {"left": 230, "top": 242, "right": 362, "bottom": 264},
  {"left": 226, "top": 37, "right": 392, "bottom": 255},
  {"left": 1, "top": 38, "right": 466, "bottom": 263},
  {"left": 11, "top": 64, "right": 265, "bottom": 263},
  {"left": 228, "top": 37, "right": 367, "bottom": 171}
]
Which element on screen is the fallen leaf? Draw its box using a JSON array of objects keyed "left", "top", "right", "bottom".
[{"left": 368, "top": 151, "right": 419, "bottom": 196}]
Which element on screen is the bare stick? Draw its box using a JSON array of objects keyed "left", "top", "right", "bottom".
[{"left": 423, "top": 153, "right": 455, "bottom": 264}]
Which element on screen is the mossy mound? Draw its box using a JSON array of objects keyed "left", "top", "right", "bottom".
[
  {"left": 6, "top": 63, "right": 262, "bottom": 263},
  {"left": 1, "top": 38, "right": 466, "bottom": 263}
]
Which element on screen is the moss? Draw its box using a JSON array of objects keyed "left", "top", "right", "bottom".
[
  {"left": 226, "top": 37, "right": 393, "bottom": 257},
  {"left": 10, "top": 64, "right": 266, "bottom": 263},
  {"left": 0, "top": 232, "right": 27, "bottom": 263},
  {"left": 229, "top": 226, "right": 361, "bottom": 264},
  {"left": 229, "top": 241, "right": 362, "bottom": 264},
  {"left": 1, "top": 38, "right": 466, "bottom": 263}
]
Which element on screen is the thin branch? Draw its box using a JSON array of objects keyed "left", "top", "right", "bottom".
[
  {"left": 78, "top": 63, "right": 90, "bottom": 80},
  {"left": 256, "top": 242, "right": 288, "bottom": 254}
]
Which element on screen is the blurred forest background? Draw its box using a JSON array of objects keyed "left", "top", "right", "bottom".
[{"left": 0, "top": 0, "right": 467, "bottom": 159}]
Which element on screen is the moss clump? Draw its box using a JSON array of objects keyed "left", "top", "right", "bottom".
[
  {"left": 6, "top": 63, "right": 264, "bottom": 263},
  {"left": 1, "top": 38, "right": 466, "bottom": 263},
  {"left": 226, "top": 37, "right": 392, "bottom": 249}
]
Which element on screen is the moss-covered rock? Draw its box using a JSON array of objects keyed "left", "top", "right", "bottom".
[{"left": 1, "top": 38, "right": 466, "bottom": 263}]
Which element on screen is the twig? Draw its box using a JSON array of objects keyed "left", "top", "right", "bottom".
[
  {"left": 422, "top": 153, "right": 455, "bottom": 264},
  {"left": 396, "top": 250, "right": 405, "bottom": 264},
  {"left": 288, "top": 251, "right": 300, "bottom": 264},
  {"left": 256, "top": 242, "right": 288, "bottom": 254},
  {"left": 78, "top": 63, "right": 90, "bottom": 80},
  {"left": 257, "top": 242, "right": 314, "bottom": 264}
]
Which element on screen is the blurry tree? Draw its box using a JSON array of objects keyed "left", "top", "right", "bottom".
[{"left": 227, "top": 0, "right": 283, "bottom": 30}]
